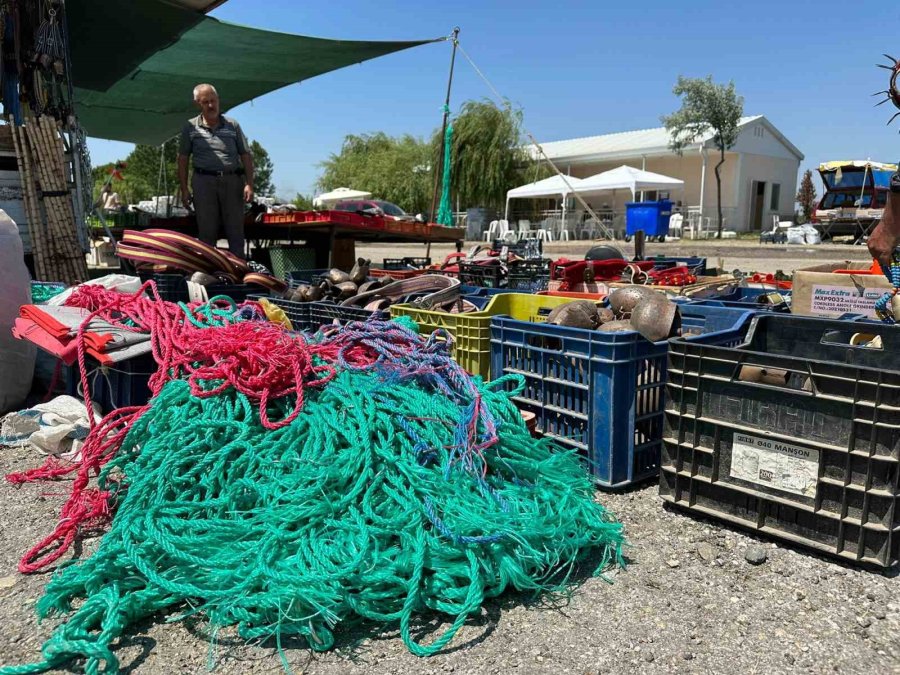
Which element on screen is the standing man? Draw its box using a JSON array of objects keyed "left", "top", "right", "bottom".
[{"left": 178, "top": 83, "right": 254, "bottom": 258}]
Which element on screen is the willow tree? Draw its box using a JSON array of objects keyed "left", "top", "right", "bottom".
[
  {"left": 318, "top": 132, "right": 432, "bottom": 214},
  {"left": 437, "top": 99, "right": 529, "bottom": 213},
  {"left": 662, "top": 76, "right": 744, "bottom": 238}
]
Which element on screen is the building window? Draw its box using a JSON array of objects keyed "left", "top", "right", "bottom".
[{"left": 770, "top": 183, "right": 781, "bottom": 211}]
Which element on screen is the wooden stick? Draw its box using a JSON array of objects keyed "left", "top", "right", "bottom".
[
  {"left": 25, "top": 122, "right": 63, "bottom": 279},
  {"left": 11, "top": 119, "right": 48, "bottom": 280},
  {"left": 37, "top": 117, "right": 87, "bottom": 283}
]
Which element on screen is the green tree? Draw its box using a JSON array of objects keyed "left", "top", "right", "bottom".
[
  {"left": 123, "top": 140, "right": 180, "bottom": 202},
  {"left": 292, "top": 193, "right": 314, "bottom": 210},
  {"left": 662, "top": 75, "right": 744, "bottom": 238},
  {"left": 318, "top": 132, "right": 432, "bottom": 214},
  {"left": 795, "top": 169, "right": 818, "bottom": 224},
  {"left": 436, "top": 99, "right": 529, "bottom": 213},
  {"left": 250, "top": 140, "right": 275, "bottom": 197}
]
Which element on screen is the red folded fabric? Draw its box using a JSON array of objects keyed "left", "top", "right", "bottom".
[
  {"left": 18, "top": 305, "right": 114, "bottom": 352},
  {"left": 13, "top": 317, "right": 79, "bottom": 364},
  {"left": 19, "top": 305, "right": 71, "bottom": 339}
]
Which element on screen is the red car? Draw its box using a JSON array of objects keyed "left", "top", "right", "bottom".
[{"left": 332, "top": 199, "right": 414, "bottom": 221}]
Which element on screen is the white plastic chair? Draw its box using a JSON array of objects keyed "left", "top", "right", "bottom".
[
  {"left": 517, "top": 219, "right": 538, "bottom": 241},
  {"left": 483, "top": 220, "right": 499, "bottom": 242},
  {"left": 536, "top": 220, "right": 555, "bottom": 242},
  {"left": 555, "top": 215, "right": 571, "bottom": 241},
  {"left": 668, "top": 213, "right": 683, "bottom": 239},
  {"left": 497, "top": 219, "right": 511, "bottom": 241}
]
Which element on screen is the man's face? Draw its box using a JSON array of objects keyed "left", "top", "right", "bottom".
[{"left": 195, "top": 89, "right": 219, "bottom": 119}]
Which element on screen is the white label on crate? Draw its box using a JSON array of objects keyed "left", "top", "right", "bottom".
[
  {"left": 810, "top": 284, "right": 884, "bottom": 318},
  {"left": 729, "top": 433, "right": 818, "bottom": 497}
]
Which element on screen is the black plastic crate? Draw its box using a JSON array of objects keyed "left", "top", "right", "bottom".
[
  {"left": 309, "top": 301, "right": 388, "bottom": 328},
  {"left": 492, "top": 238, "right": 543, "bottom": 258},
  {"left": 204, "top": 283, "right": 253, "bottom": 303},
  {"left": 506, "top": 259, "right": 551, "bottom": 292},
  {"left": 459, "top": 261, "right": 504, "bottom": 288},
  {"left": 383, "top": 257, "right": 432, "bottom": 270},
  {"left": 139, "top": 272, "right": 189, "bottom": 303},
  {"left": 248, "top": 294, "right": 312, "bottom": 331},
  {"left": 64, "top": 353, "right": 156, "bottom": 414},
  {"left": 662, "top": 314, "right": 900, "bottom": 568}
]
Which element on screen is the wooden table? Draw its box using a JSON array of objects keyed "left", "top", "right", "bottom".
[
  {"left": 96, "top": 211, "right": 465, "bottom": 271},
  {"left": 254, "top": 211, "right": 465, "bottom": 269}
]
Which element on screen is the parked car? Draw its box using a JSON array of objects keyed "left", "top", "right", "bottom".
[
  {"left": 332, "top": 199, "right": 414, "bottom": 221},
  {"left": 813, "top": 160, "right": 896, "bottom": 239}
]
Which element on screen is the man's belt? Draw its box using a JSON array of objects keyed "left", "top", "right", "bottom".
[{"left": 194, "top": 167, "right": 245, "bottom": 177}]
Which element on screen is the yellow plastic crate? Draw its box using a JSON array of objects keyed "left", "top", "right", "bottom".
[{"left": 390, "top": 293, "right": 576, "bottom": 380}]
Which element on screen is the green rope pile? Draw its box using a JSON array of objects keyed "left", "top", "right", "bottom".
[
  {"left": 29, "top": 282, "right": 66, "bottom": 304},
  {"left": 436, "top": 105, "right": 454, "bottom": 226},
  {"left": 4, "top": 369, "right": 624, "bottom": 674}
]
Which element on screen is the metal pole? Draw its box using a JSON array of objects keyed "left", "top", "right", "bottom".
[
  {"left": 427, "top": 27, "right": 460, "bottom": 259},
  {"left": 429, "top": 27, "right": 460, "bottom": 225},
  {"left": 698, "top": 148, "right": 708, "bottom": 235}
]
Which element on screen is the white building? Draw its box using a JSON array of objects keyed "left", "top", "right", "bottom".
[{"left": 531, "top": 115, "right": 803, "bottom": 232}]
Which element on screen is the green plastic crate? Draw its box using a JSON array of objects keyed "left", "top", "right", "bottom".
[{"left": 390, "top": 293, "right": 575, "bottom": 380}]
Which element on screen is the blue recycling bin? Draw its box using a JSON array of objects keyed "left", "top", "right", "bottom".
[{"left": 625, "top": 200, "right": 673, "bottom": 239}]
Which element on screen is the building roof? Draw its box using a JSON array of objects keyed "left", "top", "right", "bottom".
[{"left": 533, "top": 115, "right": 804, "bottom": 164}]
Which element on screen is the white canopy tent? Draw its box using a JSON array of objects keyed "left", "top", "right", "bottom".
[
  {"left": 504, "top": 174, "right": 584, "bottom": 221},
  {"left": 313, "top": 187, "right": 373, "bottom": 208},
  {"left": 575, "top": 165, "right": 684, "bottom": 198}
]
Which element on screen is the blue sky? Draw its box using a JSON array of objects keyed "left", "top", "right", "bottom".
[{"left": 87, "top": 0, "right": 900, "bottom": 199}]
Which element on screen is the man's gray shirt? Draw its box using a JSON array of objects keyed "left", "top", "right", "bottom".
[{"left": 179, "top": 115, "right": 248, "bottom": 172}]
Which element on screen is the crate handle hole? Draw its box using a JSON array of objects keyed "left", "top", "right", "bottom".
[
  {"left": 821, "top": 330, "right": 884, "bottom": 350},
  {"left": 735, "top": 363, "right": 815, "bottom": 393},
  {"left": 525, "top": 335, "right": 563, "bottom": 351}
]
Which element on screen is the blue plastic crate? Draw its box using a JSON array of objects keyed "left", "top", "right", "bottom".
[
  {"left": 646, "top": 256, "right": 708, "bottom": 276},
  {"left": 309, "top": 302, "right": 388, "bottom": 328},
  {"left": 490, "top": 305, "right": 753, "bottom": 488},
  {"left": 685, "top": 287, "right": 793, "bottom": 313},
  {"left": 459, "top": 285, "right": 515, "bottom": 297},
  {"left": 64, "top": 353, "right": 156, "bottom": 414}
]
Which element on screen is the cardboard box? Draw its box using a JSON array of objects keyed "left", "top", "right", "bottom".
[{"left": 791, "top": 261, "right": 891, "bottom": 318}]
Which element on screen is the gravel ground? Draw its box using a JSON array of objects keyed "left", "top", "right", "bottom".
[
  {"left": 356, "top": 239, "right": 873, "bottom": 277},
  {"left": 1, "top": 439, "right": 898, "bottom": 675},
  {"left": 4, "top": 242, "right": 895, "bottom": 673}
]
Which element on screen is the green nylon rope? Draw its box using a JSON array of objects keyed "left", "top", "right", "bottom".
[
  {"left": 3, "top": 371, "right": 624, "bottom": 675},
  {"left": 436, "top": 106, "right": 454, "bottom": 226}
]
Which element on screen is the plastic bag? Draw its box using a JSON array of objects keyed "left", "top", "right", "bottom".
[
  {"left": 47, "top": 273, "right": 142, "bottom": 306},
  {"left": 0, "top": 209, "right": 36, "bottom": 413},
  {"left": 801, "top": 224, "right": 822, "bottom": 245},
  {"left": 786, "top": 227, "right": 805, "bottom": 245},
  {"left": 0, "top": 395, "right": 101, "bottom": 459}
]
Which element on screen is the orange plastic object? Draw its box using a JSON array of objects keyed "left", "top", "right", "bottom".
[{"left": 747, "top": 273, "right": 792, "bottom": 290}]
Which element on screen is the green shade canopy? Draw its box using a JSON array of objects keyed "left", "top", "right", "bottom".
[
  {"left": 70, "top": 5, "right": 442, "bottom": 145},
  {"left": 68, "top": 0, "right": 206, "bottom": 92}
]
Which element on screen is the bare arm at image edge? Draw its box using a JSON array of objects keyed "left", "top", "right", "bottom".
[
  {"left": 868, "top": 192, "right": 900, "bottom": 271},
  {"left": 178, "top": 154, "right": 191, "bottom": 209},
  {"left": 241, "top": 152, "right": 254, "bottom": 203}
]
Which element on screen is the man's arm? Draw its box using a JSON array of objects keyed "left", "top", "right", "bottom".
[
  {"left": 241, "top": 152, "right": 254, "bottom": 203},
  {"left": 177, "top": 154, "right": 191, "bottom": 209},
  {"left": 868, "top": 191, "right": 900, "bottom": 270}
]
